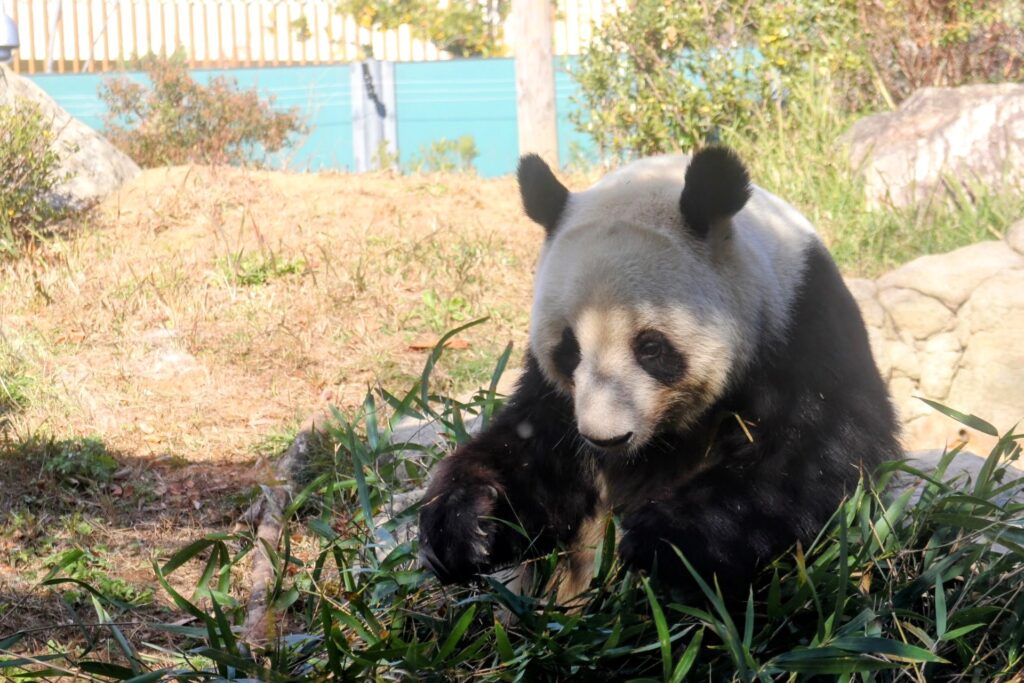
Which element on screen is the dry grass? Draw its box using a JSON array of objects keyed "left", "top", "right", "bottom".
[
  {"left": 2, "top": 165, "right": 548, "bottom": 459},
  {"left": 0, "top": 165, "right": 560, "bottom": 641}
]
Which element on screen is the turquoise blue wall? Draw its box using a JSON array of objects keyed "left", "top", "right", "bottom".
[
  {"left": 27, "top": 59, "right": 593, "bottom": 177},
  {"left": 393, "top": 57, "right": 591, "bottom": 176},
  {"left": 394, "top": 58, "right": 517, "bottom": 176},
  {"left": 29, "top": 65, "right": 353, "bottom": 171}
]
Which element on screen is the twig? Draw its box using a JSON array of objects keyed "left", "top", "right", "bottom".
[{"left": 237, "top": 412, "right": 328, "bottom": 645}]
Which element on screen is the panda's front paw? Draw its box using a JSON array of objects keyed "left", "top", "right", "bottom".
[
  {"left": 418, "top": 469, "right": 502, "bottom": 584},
  {"left": 619, "top": 502, "right": 679, "bottom": 577}
]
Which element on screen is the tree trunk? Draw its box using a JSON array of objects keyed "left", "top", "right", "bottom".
[{"left": 513, "top": 0, "right": 558, "bottom": 165}]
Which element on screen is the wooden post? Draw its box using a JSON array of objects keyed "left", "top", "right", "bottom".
[{"left": 513, "top": 0, "right": 558, "bottom": 166}]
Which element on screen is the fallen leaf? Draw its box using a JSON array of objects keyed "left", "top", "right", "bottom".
[{"left": 408, "top": 337, "right": 471, "bottom": 351}]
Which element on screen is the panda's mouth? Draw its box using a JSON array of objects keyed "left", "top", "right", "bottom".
[{"left": 580, "top": 431, "right": 634, "bottom": 451}]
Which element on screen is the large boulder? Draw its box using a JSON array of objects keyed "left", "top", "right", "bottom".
[
  {"left": 848, "top": 225, "right": 1024, "bottom": 451},
  {"left": 0, "top": 64, "right": 140, "bottom": 210},
  {"left": 844, "top": 84, "right": 1024, "bottom": 208}
]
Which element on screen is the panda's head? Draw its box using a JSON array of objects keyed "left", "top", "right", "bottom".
[{"left": 519, "top": 149, "right": 760, "bottom": 455}]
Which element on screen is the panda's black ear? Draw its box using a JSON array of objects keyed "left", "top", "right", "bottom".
[
  {"left": 518, "top": 154, "right": 569, "bottom": 235},
  {"left": 679, "top": 146, "right": 751, "bottom": 239}
]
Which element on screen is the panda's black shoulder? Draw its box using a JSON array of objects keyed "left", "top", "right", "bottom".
[{"left": 731, "top": 238, "right": 899, "bottom": 467}]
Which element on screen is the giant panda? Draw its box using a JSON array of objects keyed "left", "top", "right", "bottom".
[{"left": 418, "top": 147, "right": 900, "bottom": 600}]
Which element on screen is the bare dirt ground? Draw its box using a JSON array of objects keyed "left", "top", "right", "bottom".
[{"left": 0, "top": 165, "right": 556, "bottom": 643}]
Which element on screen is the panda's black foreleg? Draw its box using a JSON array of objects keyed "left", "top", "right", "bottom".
[
  {"left": 617, "top": 461, "right": 838, "bottom": 595},
  {"left": 418, "top": 355, "right": 598, "bottom": 584}
]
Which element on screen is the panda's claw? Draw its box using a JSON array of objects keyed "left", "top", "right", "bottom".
[{"left": 418, "top": 474, "right": 502, "bottom": 584}]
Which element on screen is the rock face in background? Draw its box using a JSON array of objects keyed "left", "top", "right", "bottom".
[
  {"left": 0, "top": 64, "right": 140, "bottom": 210},
  {"left": 848, "top": 220, "right": 1024, "bottom": 450},
  {"left": 845, "top": 84, "right": 1024, "bottom": 208}
]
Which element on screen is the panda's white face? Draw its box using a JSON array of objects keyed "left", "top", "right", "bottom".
[
  {"left": 530, "top": 210, "right": 742, "bottom": 453},
  {"left": 519, "top": 151, "right": 813, "bottom": 455}
]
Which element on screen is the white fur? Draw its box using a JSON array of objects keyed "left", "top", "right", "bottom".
[{"left": 529, "top": 154, "right": 818, "bottom": 449}]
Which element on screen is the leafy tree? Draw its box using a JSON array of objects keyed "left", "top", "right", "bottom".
[
  {"left": 571, "top": 0, "right": 1024, "bottom": 161},
  {"left": 337, "top": 0, "right": 509, "bottom": 57},
  {"left": 569, "top": 0, "right": 860, "bottom": 160}
]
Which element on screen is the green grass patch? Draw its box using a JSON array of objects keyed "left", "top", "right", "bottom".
[
  {"left": 0, "top": 360, "right": 33, "bottom": 429},
  {"left": 38, "top": 436, "right": 120, "bottom": 488},
  {"left": 216, "top": 251, "right": 306, "bottom": 287},
  {"left": 4, "top": 327, "right": 1022, "bottom": 680},
  {"left": 41, "top": 547, "right": 154, "bottom": 608},
  {"left": 2, "top": 434, "right": 120, "bottom": 491}
]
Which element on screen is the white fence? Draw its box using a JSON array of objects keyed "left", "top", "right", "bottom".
[{"left": 8, "top": 0, "right": 616, "bottom": 74}]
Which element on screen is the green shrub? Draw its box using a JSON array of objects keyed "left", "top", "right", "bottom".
[
  {"left": 407, "top": 135, "right": 479, "bottom": 173},
  {"left": 336, "top": 0, "right": 509, "bottom": 57},
  {"left": 569, "top": 0, "right": 858, "bottom": 159},
  {"left": 0, "top": 101, "right": 69, "bottom": 256},
  {"left": 100, "top": 56, "right": 307, "bottom": 168},
  {"left": 571, "top": 0, "right": 1023, "bottom": 160},
  {"left": 38, "top": 436, "right": 120, "bottom": 488}
]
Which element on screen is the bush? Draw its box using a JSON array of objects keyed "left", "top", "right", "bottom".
[
  {"left": 571, "top": 0, "right": 1024, "bottom": 159},
  {"left": 337, "top": 0, "right": 509, "bottom": 57},
  {"left": 100, "top": 56, "right": 307, "bottom": 168},
  {"left": 0, "top": 101, "right": 69, "bottom": 256},
  {"left": 569, "top": 0, "right": 859, "bottom": 159},
  {"left": 407, "top": 135, "right": 479, "bottom": 173},
  {"left": 858, "top": 0, "right": 1024, "bottom": 106}
]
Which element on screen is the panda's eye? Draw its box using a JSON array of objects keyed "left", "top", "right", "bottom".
[
  {"left": 637, "top": 339, "right": 663, "bottom": 360},
  {"left": 634, "top": 330, "right": 666, "bottom": 360},
  {"left": 633, "top": 330, "right": 686, "bottom": 385}
]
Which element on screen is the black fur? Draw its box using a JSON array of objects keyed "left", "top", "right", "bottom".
[
  {"left": 679, "top": 146, "right": 752, "bottom": 239},
  {"left": 615, "top": 241, "right": 898, "bottom": 590},
  {"left": 419, "top": 354, "right": 597, "bottom": 583},
  {"left": 552, "top": 326, "right": 582, "bottom": 382},
  {"left": 632, "top": 330, "right": 687, "bottom": 386},
  {"left": 518, "top": 154, "right": 570, "bottom": 235},
  {"left": 418, "top": 238, "right": 899, "bottom": 593}
]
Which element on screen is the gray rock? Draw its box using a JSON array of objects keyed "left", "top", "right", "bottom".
[
  {"left": 876, "top": 240, "right": 1024, "bottom": 310},
  {"left": 844, "top": 84, "right": 1024, "bottom": 209},
  {"left": 892, "top": 449, "right": 1024, "bottom": 508},
  {"left": 852, "top": 237, "right": 1024, "bottom": 451},
  {"left": 0, "top": 64, "right": 140, "bottom": 210},
  {"left": 877, "top": 287, "right": 956, "bottom": 340}
]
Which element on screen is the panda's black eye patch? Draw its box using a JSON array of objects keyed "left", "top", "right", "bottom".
[
  {"left": 552, "top": 327, "right": 581, "bottom": 381},
  {"left": 633, "top": 330, "right": 686, "bottom": 385}
]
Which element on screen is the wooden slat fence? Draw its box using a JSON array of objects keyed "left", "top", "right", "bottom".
[{"left": 8, "top": 0, "right": 615, "bottom": 74}]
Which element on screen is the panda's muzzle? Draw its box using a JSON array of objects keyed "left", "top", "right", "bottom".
[{"left": 581, "top": 431, "right": 633, "bottom": 450}]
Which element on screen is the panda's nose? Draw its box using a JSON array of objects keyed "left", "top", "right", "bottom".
[{"left": 581, "top": 432, "right": 633, "bottom": 449}]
